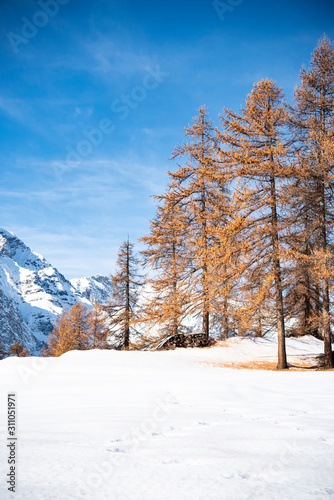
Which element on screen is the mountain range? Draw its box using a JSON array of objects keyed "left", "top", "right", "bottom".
[{"left": 0, "top": 229, "right": 113, "bottom": 354}]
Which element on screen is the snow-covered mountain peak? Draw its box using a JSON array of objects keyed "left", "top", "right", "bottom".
[
  {"left": 0, "top": 228, "right": 49, "bottom": 270},
  {"left": 70, "top": 274, "right": 113, "bottom": 305},
  {"left": 0, "top": 228, "right": 95, "bottom": 354},
  {"left": 0, "top": 233, "right": 13, "bottom": 258}
]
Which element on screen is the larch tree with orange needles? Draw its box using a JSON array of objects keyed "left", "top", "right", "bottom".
[
  {"left": 104, "top": 239, "right": 142, "bottom": 349},
  {"left": 167, "top": 107, "right": 231, "bottom": 344},
  {"left": 290, "top": 36, "right": 334, "bottom": 368},
  {"left": 48, "top": 303, "right": 92, "bottom": 357},
  {"left": 140, "top": 197, "right": 191, "bottom": 340},
  {"left": 218, "top": 79, "right": 290, "bottom": 369}
]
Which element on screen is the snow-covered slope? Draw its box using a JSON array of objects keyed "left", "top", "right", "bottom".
[
  {"left": 0, "top": 336, "right": 332, "bottom": 500},
  {"left": 0, "top": 287, "right": 32, "bottom": 350},
  {"left": 0, "top": 229, "right": 91, "bottom": 353},
  {"left": 70, "top": 275, "right": 113, "bottom": 305}
]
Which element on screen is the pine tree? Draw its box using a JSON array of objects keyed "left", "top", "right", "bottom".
[
  {"left": 291, "top": 36, "right": 334, "bottom": 368},
  {"left": 105, "top": 239, "right": 142, "bottom": 349},
  {"left": 218, "top": 79, "right": 290, "bottom": 369}
]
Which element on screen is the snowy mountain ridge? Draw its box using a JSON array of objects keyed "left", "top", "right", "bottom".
[
  {"left": 0, "top": 229, "right": 112, "bottom": 354},
  {"left": 70, "top": 275, "right": 113, "bottom": 305}
]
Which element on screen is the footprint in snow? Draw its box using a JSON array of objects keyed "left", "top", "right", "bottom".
[
  {"left": 107, "top": 447, "right": 126, "bottom": 453},
  {"left": 222, "top": 474, "right": 235, "bottom": 480}
]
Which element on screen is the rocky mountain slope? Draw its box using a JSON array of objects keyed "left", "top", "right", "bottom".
[
  {"left": 0, "top": 229, "right": 112, "bottom": 354},
  {"left": 70, "top": 275, "right": 113, "bottom": 305}
]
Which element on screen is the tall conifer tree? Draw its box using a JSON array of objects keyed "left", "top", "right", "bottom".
[
  {"left": 167, "top": 107, "right": 230, "bottom": 344},
  {"left": 140, "top": 198, "right": 191, "bottom": 338},
  {"left": 291, "top": 36, "right": 334, "bottom": 368},
  {"left": 105, "top": 239, "right": 142, "bottom": 349},
  {"left": 218, "top": 80, "right": 290, "bottom": 369}
]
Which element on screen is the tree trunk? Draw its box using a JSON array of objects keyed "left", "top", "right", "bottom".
[
  {"left": 172, "top": 238, "right": 179, "bottom": 337},
  {"left": 302, "top": 264, "right": 312, "bottom": 336},
  {"left": 124, "top": 242, "right": 130, "bottom": 350},
  {"left": 302, "top": 214, "right": 312, "bottom": 336},
  {"left": 222, "top": 294, "right": 229, "bottom": 339},
  {"left": 203, "top": 309, "right": 209, "bottom": 344},
  {"left": 319, "top": 183, "right": 333, "bottom": 368},
  {"left": 201, "top": 133, "right": 210, "bottom": 346},
  {"left": 256, "top": 305, "right": 263, "bottom": 337},
  {"left": 270, "top": 173, "right": 288, "bottom": 369},
  {"left": 322, "top": 280, "right": 333, "bottom": 368},
  {"left": 202, "top": 197, "right": 210, "bottom": 345}
]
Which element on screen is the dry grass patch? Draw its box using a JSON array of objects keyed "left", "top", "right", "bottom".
[{"left": 201, "top": 355, "right": 333, "bottom": 371}]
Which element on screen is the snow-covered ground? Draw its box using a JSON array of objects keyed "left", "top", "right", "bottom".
[{"left": 0, "top": 336, "right": 333, "bottom": 500}]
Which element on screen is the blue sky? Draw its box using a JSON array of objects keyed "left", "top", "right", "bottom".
[{"left": 1, "top": 0, "right": 333, "bottom": 278}]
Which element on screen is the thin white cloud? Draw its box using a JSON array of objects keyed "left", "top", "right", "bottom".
[{"left": 0, "top": 96, "right": 30, "bottom": 122}]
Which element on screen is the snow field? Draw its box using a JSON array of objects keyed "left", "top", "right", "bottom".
[{"left": 0, "top": 337, "right": 333, "bottom": 499}]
